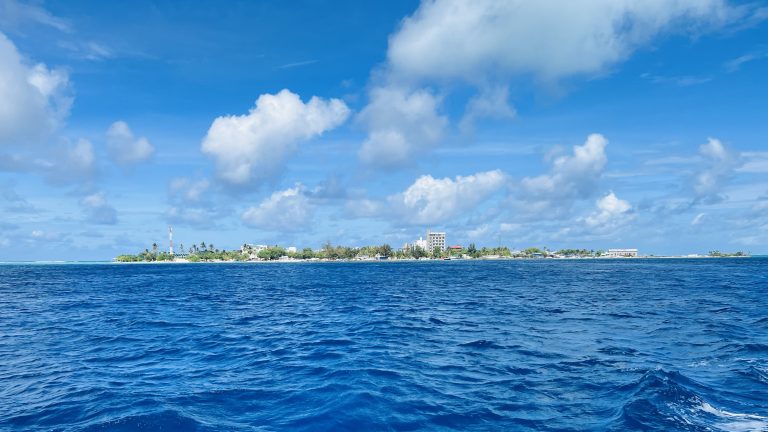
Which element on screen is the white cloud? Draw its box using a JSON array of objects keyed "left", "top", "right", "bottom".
[
  {"left": 500, "top": 223, "right": 522, "bottom": 232},
  {"left": 242, "top": 185, "right": 313, "bottom": 231},
  {"left": 169, "top": 177, "right": 210, "bottom": 203},
  {"left": 202, "top": 89, "right": 350, "bottom": 185},
  {"left": 164, "top": 177, "right": 220, "bottom": 228},
  {"left": 459, "top": 85, "right": 516, "bottom": 132},
  {"left": 43, "top": 138, "right": 96, "bottom": 183},
  {"left": 0, "top": 0, "right": 71, "bottom": 32},
  {"left": 736, "top": 151, "right": 768, "bottom": 173},
  {"left": 388, "top": 170, "right": 506, "bottom": 225},
  {"left": 387, "top": 0, "right": 735, "bottom": 83},
  {"left": 80, "top": 192, "right": 117, "bottom": 225},
  {"left": 357, "top": 0, "right": 737, "bottom": 168},
  {"left": 358, "top": 86, "right": 446, "bottom": 168},
  {"left": 584, "top": 191, "right": 634, "bottom": 230},
  {"left": 165, "top": 206, "right": 219, "bottom": 228},
  {"left": 106, "top": 121, "right": 154, "bottom": 165},
  {"left": 724, "top": 49, "right": 768, "bottom": 72},
  {"left": 67, "top": 139, "right": 95, "bottom": 173},
  {"left": 691, "top": 213, "right": 706, "bottom": 225},
  {"left": 520, "top": 133, "right": 608, "bottom": 207},
  {"left": 345, "top": 198, "right": 384, "bottom": 218},
  {"left": 57, "top": 40, "right": 113, "bottom": 61},
  {"left": 0, "top": 32, "right": 71, "bottom": 146},
  {"left": 693, "top": 137, "right": 738, "bottom": 203}
]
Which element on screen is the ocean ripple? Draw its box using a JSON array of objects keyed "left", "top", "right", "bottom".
[{"left": 1, "top": 259, "right": 767, "bottom": 431}]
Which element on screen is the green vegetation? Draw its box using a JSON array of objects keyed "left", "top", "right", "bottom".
[
  {"left": 708, "top": 250, "right": 749, "bottom": 257},
  {"left": 117, "top": 240, "right": 748, "bottom": 263},
  {"left": 115, "top": 241, "right": 622, "bottom": 262},
  {"left": 115, "top": 245, "right": 247, "bottom": 262}
]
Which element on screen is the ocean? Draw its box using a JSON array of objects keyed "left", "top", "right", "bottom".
[{"left": 1, "top": 259, "right": 766, "bottom": 431}]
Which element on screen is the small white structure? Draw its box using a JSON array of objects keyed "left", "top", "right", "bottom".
[
  {"left": 606, "top": 248, "right": 638, "bottom": 257},
  {"left": 414, "top": 237, "right": 428, "bottom": 250},
  {"left": 286, "top": 246, "right": 298, "bottom": 253},
  {"left": 241, "top": 244, "right": 270, "bottom": 259},
  {"left": 403, "top": 236, "right": 428, "bottom": 252}
]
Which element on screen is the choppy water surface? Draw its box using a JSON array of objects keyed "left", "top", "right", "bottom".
[{"left": 1, "top": 259, "right": 767, "bottom": 431}]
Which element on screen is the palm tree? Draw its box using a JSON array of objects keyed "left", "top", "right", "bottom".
[
  {"left": 200, "top": 242, "right": 206, "bottom": 251},
  {"left": 152, "top": 243, "right": 158, "bottom": 254}
]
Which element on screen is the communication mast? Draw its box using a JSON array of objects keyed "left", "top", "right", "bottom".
[{"left": 169, "top": 226, "right": 174, "bottom": 256}]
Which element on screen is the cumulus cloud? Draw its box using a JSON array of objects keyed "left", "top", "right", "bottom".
[
  {"left": 357, "top": 0, "right": 738, "bottom": 168},
  {"left": 202, "top": 89, "right": 350, "bottom": 185},
  {"left": 693, "top": 138, "right": 738, "bottom": 204},
  {"left": 106, "top": 121, "right": 154, "bottom": 165},
  {"left": 584, "top": 191, "right": 634, "bottom": 231},
  {"left": 388, "top": 170, "right": 506, "bottom": 225},
  {"left": 518, "top": 134, "right": 608, "bottom": 214},
  {"left": 358, "top": 86, "right": 447, "bottom": 167},
  {"left": 241, "top": 185, "right": 313, "bottom": 231},
  {"left": 80, "top": 192, "right": 117, "bottom": 225},
  {"left": 0, "top": 32, "right": 71, "bottom": 146},
  {"left": 387, "top": 0, "right": 736, "bottom": 83}
]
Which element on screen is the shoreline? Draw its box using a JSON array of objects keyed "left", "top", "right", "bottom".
[
  {"left": 3, "top": 256, "right": 757, "bottom": 265},
  {"left": 110, "top": 254, "right": 755, "bottom": 264}
]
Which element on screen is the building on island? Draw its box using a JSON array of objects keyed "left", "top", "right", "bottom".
[
  {"left": 448, "top": 245, "right": 463, "bottom": 253},
  {"left": 606, "top": 248, "right": 638, "bottom": 257},
  {"left": 402, "top": 236, "right": 428, "bottom": 252},
  {"left": 427, "top": 230, "right": 446, "bottom": 252},
  {"left": 402, "top": 230, "right": 446, "bottom": 253},
  {"left": 241, "top": 244, "right": 269, "bottom": 259}
]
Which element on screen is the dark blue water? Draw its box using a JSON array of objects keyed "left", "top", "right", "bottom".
[{"left": 1, "top": 259, "right": 767, "bottom": 431}]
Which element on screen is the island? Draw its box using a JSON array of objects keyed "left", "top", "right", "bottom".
[{"left": 114, "top": 242, "right": 751, "bottom": 263}]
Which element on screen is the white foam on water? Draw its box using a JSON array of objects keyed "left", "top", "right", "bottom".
[{"left": 700, "top": 402, "right": 768, "bottom": 432}]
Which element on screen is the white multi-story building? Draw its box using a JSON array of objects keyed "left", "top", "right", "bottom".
[
  {"left": 402, "top": 236, "right": 430, "bottom": 252},
  {"left": 606, "top": 248, "right": 638, "bottom": 257},
  {"left": 286, "top": 246, "right": 298, "bottom": 254},
  {"left": 413, "top": 237, "right": 428, "bottom": 250},
  {"left": 427, "top": 230, "right": 446, "bottom": 252}
]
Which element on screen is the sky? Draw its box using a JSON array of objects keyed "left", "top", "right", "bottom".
[{"left": 0, "top": 0, "right": 767, "bottom": 260}]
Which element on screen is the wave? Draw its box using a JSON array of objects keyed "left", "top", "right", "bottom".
[{"left": 614, "top": 368, "right": 768, "bottom": 431}]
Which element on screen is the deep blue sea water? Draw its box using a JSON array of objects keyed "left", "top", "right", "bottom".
[{"left": 1, "top": 259, "right": 767, "bottom": 431}]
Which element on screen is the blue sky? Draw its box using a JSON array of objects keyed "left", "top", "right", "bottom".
[{"left": 1, "top": 0, "right": 767, "bottom": 260}]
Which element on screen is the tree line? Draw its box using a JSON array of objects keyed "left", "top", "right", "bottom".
[{"left": 115, "top": 241, "right": 616, "bottom": 262}]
